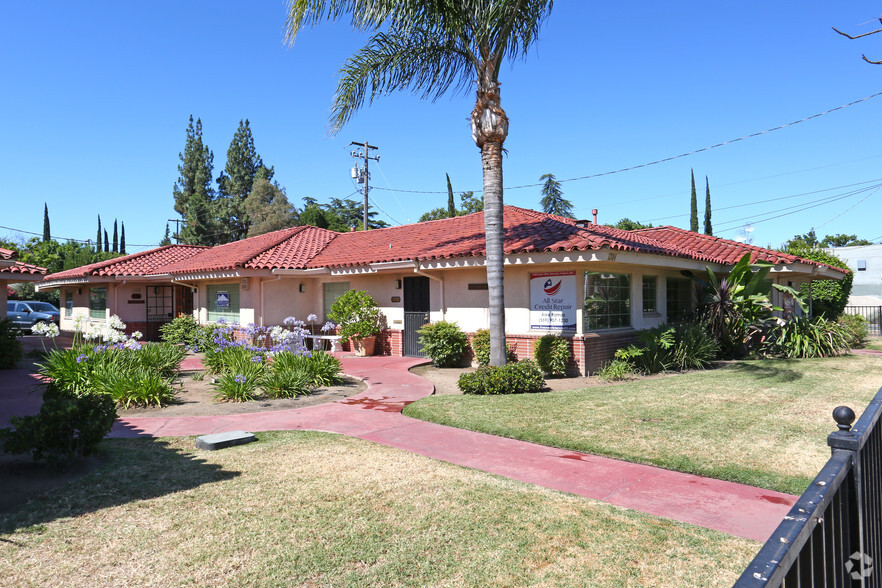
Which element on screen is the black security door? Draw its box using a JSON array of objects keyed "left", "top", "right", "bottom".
[
  {"left": 403, "top": 276, "right": 430, "bottom": 357},
  {"left": 146, "top": 285, "right": 174, "bottom": 341}
]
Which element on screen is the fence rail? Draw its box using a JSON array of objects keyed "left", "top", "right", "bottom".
[
  {"left": 844, "top": 306, "right": 882, "bottom": 336},
  {"left": 735, "top": 387, "right": 882, "bottom": 587}
]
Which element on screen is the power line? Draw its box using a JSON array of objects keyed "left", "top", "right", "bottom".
[{"left": 371, "top": 90, "right": 882, "bottom": 195}]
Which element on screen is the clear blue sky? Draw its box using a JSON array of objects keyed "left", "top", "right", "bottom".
[{"left": 1, "top": 2, "right": 880, "bottom": 254}]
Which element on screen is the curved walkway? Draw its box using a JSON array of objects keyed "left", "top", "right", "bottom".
[{"left": 109, "top": 354, "right": 795, "bottom": 542}]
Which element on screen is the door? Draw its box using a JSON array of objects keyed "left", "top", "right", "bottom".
[
  {"left": 146, "top": 285, "right": 174, "bottom": 341},
  {"left": 403, "top": 276, "right": 430, "bottom": 357}
]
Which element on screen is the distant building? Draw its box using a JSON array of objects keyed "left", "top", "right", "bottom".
[{"left": 826, "top": 244, "right": 882, "bottom": 306}]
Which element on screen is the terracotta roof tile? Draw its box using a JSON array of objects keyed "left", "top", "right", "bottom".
[
  {"left": 0, "top": 248, "right": 17, "bottom": 261},
  {"left": 1, "top": 261, "right": 47, "bottom": 275},
  {"left": 43, "top": 245, "right": 208, "bottom": 281}
]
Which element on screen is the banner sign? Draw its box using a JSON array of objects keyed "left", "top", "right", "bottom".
[
  {"left": 216, "top": 291, "right": 230, "bottom": 308},
  {"left": 530, "top": 271, "right": 576, "bottom": 331}
]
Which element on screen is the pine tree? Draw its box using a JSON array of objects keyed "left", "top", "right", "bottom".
[
  {"left": 446, "top": 174, "right": 456, "bottom": 217},
  {"left": 43, "top": 203, "right": 51, "bottom": 242},
  {"left": 539, "top": 173, "right": 574, "bottom": 218},
  {"left": 704, "top": 176, "right": 713, "bottom": 236},
  {"left": 103, "top": 229, "right": 109, "bottom": 253},
  {"left": 689, "top": 170, "right": 699, "bottom": 232},
  {"left": 173, "top": 115, "right": 216, "bottom": 245},
  {"left": 120, "top": 222, "right": 126, "bottom": 255},
  {"left": 96, "top": 215, "right": 102, "bottom": 253},
  {"left": 216, "top": 119, "right": 272, "bottom": 241},
  {"left": 159, "top": 223, "right": 172, "bottom": 246},
  {"left": 112, "top": 220, "right": 119, "bottom": 253}
]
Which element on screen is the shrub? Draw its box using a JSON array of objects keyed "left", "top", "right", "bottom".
[
  {"left": 532, "top": 334, "right": 571, "bottom": 377},
  {"left": 262, "top": 357, "right": 313, "bottom": 399},
  {"left": 470, "top": 329, "right": 516, "bottom": 367},
  {"left": 457, "top": 360, "right": 545, "bottom": 395},
  {"left": 212, "top": 371, "right": 262, "bottom": 402},
  {"left": 136, "top": 342, "right": 186, "bottom": 378},
  {"left": 838, "top": 314, "right": 869, "bottom": 349},
  {"left": 670, "top": 322, "right": 719, "bottom": 371},
  {"left": 764, "top": 317, "right": 851, "bottom": 358},
  {"left": 0, "top": 391, "right": 117, "bottom": 464},
  {"left": 596, "top": 358, "right": 638, "bottom": 382},
  {"left": 418, "top": 321, "right": 469, "bottom": 367},
  {"left": 328, "top": 290, "right": 381, "bottom": 341},
  {"left": 0, "top": 318, "right": 22, "bottom": 369},
  {"left": 302, "top": 351, "right": 342, "bottom": 387},
  {"left": 91, "top": 368, "right": 178, "bottom": 409},
  {"left": 632, "top": 326, "right": 675, "bottom": 374},
  {"left": 159, "top": 315, "right": 203, "bottom": 347}
]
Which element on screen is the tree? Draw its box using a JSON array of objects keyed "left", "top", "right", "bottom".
[
  {"left": 96, "top": 215, "right": 102, "bottom": 253},
  {"left": 785, "top": 228, "right": 820, "bottom": 250},
  {"left": 821, "top": 234, "right": 873, "bottom": 247},
  {"left": 173, "top": 115, "right": 217, "bottom": 245},
  {"left": 419, "top": 191, "right": 482, "bottom": 222},
  {"left": 689, "top": 170, "right": 699, "bottom": 232},
  {"left": 112, "top": 219, "right": 119, "bottom": 253},
  {"left": 322, "top": 197, "right": 388, "bottom": 231},
  {"left": 120, "top": 222, "right": 126, "bottom": 255},
  {"left": 834, "top": 18, "right": 882, "bottom": 64},
  {"left": 610, "top": 218, "right": 653, "bottom": 231},
  {"left": 243, "top": 178, "right": 298, "bottom": 237},
  {"left": 285, "top": 1, "right": 553, "bottom": 366},
  {"left": 216, "top": 119, "right": 274, "bottom": 241},
  {"left": 43, "top": 203, "right": 50, "bottom": 242},
  {"left": 103, "top": 229, "right": 109, "bottom": 253},
  {"left": 299, "top": 202, "right": 330, "bottom": 229},
  {"left": 704, "top": 176, "right": 712, "bottom": 236},
  {"left": 538, "top": 173, "right": 574, "bottom": 218},
  {"left": 446, "top": 174, "right": 456, "bottom": 218},
  {"left": 783, "top": 239, "right": 853, "bottom": 319},
  {"left": 159, "top": 224, "right": 172, "bottom": 246}
]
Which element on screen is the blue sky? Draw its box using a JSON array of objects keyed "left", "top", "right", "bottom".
[{"left": 1, "top": 2, "right": 880, "bottom": 254}]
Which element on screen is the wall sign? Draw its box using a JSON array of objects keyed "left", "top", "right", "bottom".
[
  {"left": 216, "top": 291, "right": 230, "bottom": 308},
  {"left": 530, "top": 271, "right": 576, "bottom": 331}
]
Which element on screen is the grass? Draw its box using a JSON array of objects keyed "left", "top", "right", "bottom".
[
  {"left": 404, "top": 355, "right": 882, "bottom": 495},
  {"left": 865, "top": 336, "right": 882, "bottom": 351},
  {"left": 0, "top": 432, "right": 758, "bottom": 587}
]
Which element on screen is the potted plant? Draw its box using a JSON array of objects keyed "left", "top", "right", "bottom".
[{"left": 328, "top": 290, "right": 381, "bottom": 356}]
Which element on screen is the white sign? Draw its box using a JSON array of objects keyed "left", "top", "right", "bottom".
[
  {"left": 216, "top": 291, "right": 230, "bottom": 308},
  {"left": 530, "top": 271, "right": 576, "bottom": 331}
]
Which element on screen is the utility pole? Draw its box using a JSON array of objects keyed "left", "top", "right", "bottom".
[
  {"left": 349, "top": 141, "right": 379, "bottom": 230},
  {"left": 167, "top": 218, "right": 186, "bottom": 244}
]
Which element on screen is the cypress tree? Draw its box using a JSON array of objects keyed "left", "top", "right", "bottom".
[
  {"left": 173, "top": 115, "right": 216, "bottom": 245},
  {"left": 704, "top": 176, "right": 713, "bottom": 236},
  {"left": 120, "top": 222, "right": 126, "bottom": 255},
  {"left": 96, "top": 215, "right": 102, "bottom": 252},
  {"left": 43, "top": 203, "right": 51, "bottom": 242},
  {"left": 103, "top": 229, "right": 109, "bottom": 252},
  {"left": 446, "top": 174, "right": 456, "bottom": 217},
  {"left": 159, "top": 223, "right": 172, "bottom": 246},
  {"left": 112, "top": 219, "right": 119, "bottom": 253},
  {"left": 689, "top": 170, "right": 699, "bottom": 232}
]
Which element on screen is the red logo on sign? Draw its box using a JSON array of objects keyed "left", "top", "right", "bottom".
[{"left": 543, "top": 279, "right": 562, "bottom": 296}]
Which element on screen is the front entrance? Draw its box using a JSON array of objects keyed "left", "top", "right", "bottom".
[
  {"left": 403, "top": 276, "right": 430, "bottom": 357},
  {"left": 145, "top": 285, "right": 193, "bottom": 341}
]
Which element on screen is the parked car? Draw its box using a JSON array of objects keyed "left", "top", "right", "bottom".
[{"left": 6, "top": 301, "right": 61, "bottom": 332}]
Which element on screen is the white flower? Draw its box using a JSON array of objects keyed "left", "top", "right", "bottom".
[
  {"left": 31, "top": 322, "right": 60, "bottom": 338},
  {"left": 124, "top": 339, "right": 142, "bottom": 350},
  {"left": 108, "top": 315, "right": 126, "bottom": 331},
  {"left": 131, "top": 331, "right": 143, "bottom": 340},
  {"left": 307, "top": 314, "right": 318, "bottom": 323}
]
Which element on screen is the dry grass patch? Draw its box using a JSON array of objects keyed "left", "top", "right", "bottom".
[
  {"left": 405, "top": 355, "right": 882, "bottom": 495},
  {"left": 1, "top": 432, "right": 757, "bottom": 587}
]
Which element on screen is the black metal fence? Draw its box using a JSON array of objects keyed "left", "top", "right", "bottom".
[
  {"left": 844, "top": 306, "right": 882, "bottom": 336},
  {"left": 735, "top": 387, "right": 882, "bottom": 587}
]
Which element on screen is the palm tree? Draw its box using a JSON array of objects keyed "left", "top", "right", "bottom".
[{"left": 285, "top": 1, "right": 553, "bottom": 366}]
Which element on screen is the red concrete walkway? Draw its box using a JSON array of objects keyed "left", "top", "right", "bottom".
[{"left": 107, "top": 354, "right": 796, "bottom": 542}]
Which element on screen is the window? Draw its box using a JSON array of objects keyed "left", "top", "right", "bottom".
[
  {"left": 583, "top": 272, "right": 631, "bottom": 330},
  {"left": 65, "top": 290, "right": 73, "bottom": 317},
  {"left": 666, "top": 277, "right": 694, "bottom": 323},
  {"left": 323, "top": 282, "right": 350, "bottom": 322},
  {"left": 89, "top": 287, "right": 107, "bottom": 319},
  {"left": 207, "top": 284, "right": 240, "bottom": 322},
  {"left": 857, "top": 259, "right": 867, "bottom": 271},
  {"left": 642, "top": 276, "right": 658, "bottom": 313}
]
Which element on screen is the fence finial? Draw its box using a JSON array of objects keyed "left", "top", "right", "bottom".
[{"left": 833, "top": 406, "right": 856, "bottom": 432}]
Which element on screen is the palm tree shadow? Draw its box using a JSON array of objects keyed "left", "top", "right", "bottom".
[
  {"left": 725, "top": 360, "right": 803, "bottom": 382},
  {"left": 0, "top": 425, "right": 240, "bottom": 533}
]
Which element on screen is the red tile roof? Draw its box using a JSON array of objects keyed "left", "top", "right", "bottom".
[
  {"left": 0, "top": 247, "right": 47, "bottom": 275},
  {"left": 43, "top": 245, "right": 208, "bottom": 281},
  {"left": 0, "top": 248, "right": 16, "bottom": 261},
  {"left": 159, "top": 226, "right": 337, "bottom": 275},
  {"left": 633, "top": 226, "right": 847, "bottom": 272}
]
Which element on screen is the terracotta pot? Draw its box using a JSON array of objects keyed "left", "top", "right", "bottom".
[{"left": 351, "top": 335, "right": 376, "bottom": 356}]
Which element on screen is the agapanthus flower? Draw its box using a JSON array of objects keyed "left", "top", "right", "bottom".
[
  {"left": 234, "top": 375, "right": 246, "bottom": 383},
  {"left": 76, "top": 354, "right": 88, "bottom": 363},
  {"left": 307, "top": 314, "right": 318, "bottom": 323}
]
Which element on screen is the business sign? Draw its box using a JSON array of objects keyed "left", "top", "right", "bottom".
[
  {"left": 530, "top": 271, "right": 576, "bottom": 331},
  {"left": 216, "top": 291, "right": 230, "bottom": 308}
]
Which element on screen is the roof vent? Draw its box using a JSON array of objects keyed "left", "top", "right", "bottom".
[{"left": 575, "top": 220, "right": 591, "bottom": 228}]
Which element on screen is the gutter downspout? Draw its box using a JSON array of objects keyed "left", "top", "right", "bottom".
[{"left": 413, "top": 266, "right": 445, "bottom": 321}]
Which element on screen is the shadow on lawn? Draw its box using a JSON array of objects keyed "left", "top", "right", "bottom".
[
  {"left": 725, "top": 360, "right": 804, "bottom": 382},
  {"left": 0, "top": 423, "right": 240, "bottom": 533}
]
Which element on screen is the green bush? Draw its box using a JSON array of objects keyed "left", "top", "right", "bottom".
[
  {"left": 457, "top": 360, "right": 545, "bottom": 395},
  {"left": 137, "top": 342, "right": 186, "bottom": 378},
  {"left": 262, "top": 361, "right": 312, "bottom": 398},
  {"left": 782, "top": 245, "right": 852, "bottom": 319},
  {"left": 90, "top": 368, "right": 178, "bottom": 409},
  {"left": 838, "top": 314, "right": 869, "bottom": 349},
  {"left": 764, "top": 317, "right": 851, "bottom": 358},
  {"left": 301, "top": 351, "right": 342, "bottom": 387},
  {"left": 211, "top": 371, "right": 263, "bottom": 402},
  {"left": 418, "top": 321, "right": 469, "bottom": 367},
  {"left": 632, "top": 326, "right": 675, "bottom": 374},
  {"left": 629, "top": 323, "right": 718, "bottom": 374},
  {"left": 596, "top": 358, "right": 638, "bottom": 382},
  {"left": 0, "top": 391, "right": 117, "bottom": 464},
  {"left": 328, "top": 290, "right": 381, "bottom": 341},
  {"left": 159, "top": 315, "right": 203, "bottom": 347},
  {"left": 670, "top": 322, "right": 719, "bottom": 371},
  {"left": 470, "top": 329, "right": 516, "bottom": 367},
  {"left": 0, "top": 318, "right": 23, "bottom": 369},
  {"left": 532, "top": 334, "right": 571, "bottom": 377}
]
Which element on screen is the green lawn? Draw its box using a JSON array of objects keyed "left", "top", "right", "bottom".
[
  {"left": 0, "top": 432, "right": 758, "bottom": 587},
  {"left": 404, "top": 355, "right": 882, "bottom": 495},
  {"left": 865, "top": 336, "right": 882, "bottom": 351}
]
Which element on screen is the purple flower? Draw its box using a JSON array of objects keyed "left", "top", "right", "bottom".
[
  {"left": 251, "top": 355, "right": 262, "bottom": 363},
  {"left": 234, "top": 375, "right": 246, "bottom": 384},
  {"left": 76, "top": 354, "right": 88, "bottom": 363}
]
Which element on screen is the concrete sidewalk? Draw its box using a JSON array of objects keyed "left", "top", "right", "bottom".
[{"left": 109, "top": 354, "right": 796, "bottom": 542}]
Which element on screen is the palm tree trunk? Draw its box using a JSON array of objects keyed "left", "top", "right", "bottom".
[{"left": 481, "top": 140, "right": 507, "bottom": 366}]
